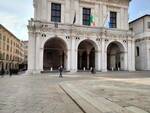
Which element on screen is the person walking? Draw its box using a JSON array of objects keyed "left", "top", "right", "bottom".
[
  {"left": 9, "top": 68, "right": 12, "bottom": 77},
  {"left": 1, "top": 65, "right": 5, "bottom": 78},
  {"left": 91, "top": 67, "right": 96, "bottom": 74},
  {"left": 58, "top": 65, "right": 63, "bottom": 78}
]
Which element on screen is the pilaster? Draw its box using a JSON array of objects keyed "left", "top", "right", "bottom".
[
  {"left": 70, "top": 37, "right": 77, "bottom": 72},
  {"left": 101, "top": 38, "right": 107, "bottom": 72}
]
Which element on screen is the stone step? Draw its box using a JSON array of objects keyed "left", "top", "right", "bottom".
[
  {"left": 60, "top": 84, "right": 101, "bottom": 113},
  {"left": 56, "top": 86, "right": 83, "bottom": 113},
  {"left": 60, "top": 83, "right": 134, "bottom": 113}
]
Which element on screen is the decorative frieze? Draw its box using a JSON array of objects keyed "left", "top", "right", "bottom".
[{"left": 28, "top": 20, "right": 133, "bottom": 41}]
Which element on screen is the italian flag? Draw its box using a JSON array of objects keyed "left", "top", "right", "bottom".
[{"left": 90, "top": 15, "right": 96, "bottom": 26}]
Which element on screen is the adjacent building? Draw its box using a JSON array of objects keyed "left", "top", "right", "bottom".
[
  {"left": 0, "top": 24, "right": 24, "bottom": 72},
  {"left": 22, "top": 41, "right": 28, "bottom": 70},
  {"left": 28, "top": 0, "right": 135, "bottom": 74},
  {"left": 130, "top": 15, "right": 150, "bottom": 70}
]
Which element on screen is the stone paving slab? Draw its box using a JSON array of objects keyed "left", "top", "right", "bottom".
[
  {"left": 0, "top": 75, "right": 84, "bottom": 113},
  {"left": 0, "top": 72, "right": 150, "bottom": 113},
  {"left": 60, "top": 78, "right": 150, "bottom": 113},
  {"left": 126, "top": 106, "right": 149, "bottom": 113},
  {"left": 60, "top": 83, "right": 133, "bottom": 113}
]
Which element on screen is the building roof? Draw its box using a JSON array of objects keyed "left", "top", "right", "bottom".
[
  {"left": 129, "top": 14, "right": 150, "bottom": 24},
  {"left": 0, "top": 24, "right": 21, "bottom": 42}
]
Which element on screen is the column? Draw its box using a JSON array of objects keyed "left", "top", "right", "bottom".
[
  {"left": 34, "top": 33, "right": 41, "bottom": 73},
  {"left": 87, "top": 53, "right": 90, "bottom": 69},
  {"left": 96, "top": 48, "right": 101, "bottom": 71},
  {"left": 127, "top": 40, "right": 135, "bottom": 71},
  {"left": 70, "top": 38, "right": 77, "bottom": 72},
  {"left": 101, "top": 38, "right": 107, "bottom": 72},
  {"left": 79, "top": 52, "right": 82, "bottom": 69},
  {"left": 131, "top": 40, "right": 135, "bottom": 71},
  {"left": 59, "top": 52, "right": 63, "bottom": 66},
  {"left": 67, "top": 50, "right": 71, "bottom": 71},
  {"left": 124, "top": 51, "right": 128, "bottom": 70},
  {"left": 27, "top": 31, "right": 36, "bottom": 74},
  {"left": 39, "top": 47, "right": 43, "bottom": 72}
]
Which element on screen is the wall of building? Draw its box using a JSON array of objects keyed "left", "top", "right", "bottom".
[
  {"left": 130, "top": 15, "right": 150, "bottom": 71},
  {"left": 144, "top": 16, "right": 150, "bottom": 32},
  {"left": 28, "top": 0, "right": 135, "bottom": 74},
  {"left": 130, "top": 19, "right": 144, "bottom": 35},
  {"left": 0, "top": 25, "right": 24, "bottom": 72},
  {"left": 33, "top": 0, "right": 129, "bottom": 30}
]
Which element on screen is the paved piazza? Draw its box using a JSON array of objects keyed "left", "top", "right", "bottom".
[{"left": 0, "top": 72, "right": 150, "bottom": 113}]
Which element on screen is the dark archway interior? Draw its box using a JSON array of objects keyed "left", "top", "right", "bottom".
[
  {"left": 78, "top": 40, "right": 95, "bottom": 70},
  {"left": 107, "top": 42, "right": 124, "bottom": 71},
  {"left": 43, "top": 38, "right": 67, "bottom": 70}
]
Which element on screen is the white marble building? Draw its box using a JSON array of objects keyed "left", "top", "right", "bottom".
[
  {"left": 28, "top": 0, "right": 135, "bottom": 74},
  {"left": 130, "top": 15, "right": 150, "bottom": 71}
]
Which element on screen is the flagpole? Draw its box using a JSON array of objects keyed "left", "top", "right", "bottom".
[{"left": 103, "top": 13, "right": 109, "bottom": 27}]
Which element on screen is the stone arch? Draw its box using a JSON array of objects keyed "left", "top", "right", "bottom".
[
  {"left": 76, "top": 38, "right": 99, "bottom": 51},
  {"left": 106, "top": 41, "right": 126, "bottom": 71},
  {"left": 43, "top": 37, "right": 68, "bottom": 70},
  {"left": 41, "top": 36, "right": 69, "bottom": 49},
  {"left": 77, "top": 39, "right": 99, "bottom": 70},
  {"left": 105, "top": 40, "right": 127, "bottom": 52}
]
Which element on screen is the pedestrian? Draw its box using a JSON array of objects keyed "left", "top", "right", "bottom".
[
  {"left": 9, "top": 68, "right": 12, "bottom": 77},
  {"left": 1, "top": 66, "right": 5, "bottom": 78},
  {"left": 91, "top": 67, "right": 96, "bottom": 74},
  {"left": 58, "top": 65, "right": 63, "bottom": 78}
]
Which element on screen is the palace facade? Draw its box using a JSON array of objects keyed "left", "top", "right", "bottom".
[{"left": 28, "top": 0, "right": 135, "bottom": 73}]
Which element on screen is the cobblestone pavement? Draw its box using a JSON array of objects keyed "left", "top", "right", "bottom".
[
  {"left": 0, "top": 71, "right": 150, "bottom": 113},
  {"left": 60, "top": 72, "right": 150, "bottom": 113},
  {"left": 0, "top": 74, "right": 92, "bottom": 113}
]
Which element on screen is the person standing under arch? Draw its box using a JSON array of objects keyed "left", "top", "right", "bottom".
[{"left": 58, "top": 65, "right": 63, "bottom": 78}]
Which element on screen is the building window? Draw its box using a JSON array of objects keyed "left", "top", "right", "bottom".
[
  {"left": 3, "top": 36, "right": 6, "bottom": 41},
  {"left": 6, "top": 54, "right": 9, "bottom": 60},
  {"left": 83, "top": 8, "right": 91, "bottom": 26},
  {"left": 130, "top": 27, "right": 133, "bottom": 31},
  {"left": 109, "top": 11, "right": 117, "bottom": 28},
  {"left": 136, "top": 47, "right": 140, "bottom": 56},
  {"left": 7, "top": 45, "right": 9, "bottom": 51},
  {"left": 148, "top": 22, "right": 150, "bottom": 29},
  {"left": 7, "top": 38, "right": 9, "bottom": 43},
  {"left": 3, "top": 53, "right": 5, "bottom": 59},
  {"left": 51, "top": 3, "right": 61, "bottom": 22}
]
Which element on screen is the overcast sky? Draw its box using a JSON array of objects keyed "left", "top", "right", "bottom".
[{"left": 0, "top": 0, "right": 150, "bottom": 41}]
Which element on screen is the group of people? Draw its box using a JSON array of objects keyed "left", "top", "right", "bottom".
[
  {"left": 0, "top": 68, "right": 19, "bottom": 77},
  {"left": 58, "top": 66, "right": 96, "bottom": 78}
]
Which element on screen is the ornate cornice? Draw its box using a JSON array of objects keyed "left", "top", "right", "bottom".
[
  {"left": 135, "top": 37, "right": 150, "bottom": 42},
  {"left": 28, "top": 20, "right": 133, "bottom": 40}
]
